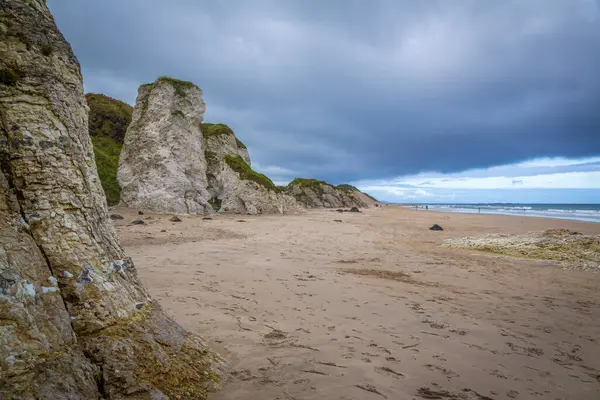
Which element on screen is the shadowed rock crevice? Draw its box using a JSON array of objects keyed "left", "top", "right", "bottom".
[{"left": 0, "top": 1, "right": 221, "bottom": 398}]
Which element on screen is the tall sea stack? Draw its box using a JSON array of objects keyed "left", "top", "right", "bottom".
[
  {"left": 0, "top": 1, "right": 220, "bottom": 398},
  {"left": 118, "top": 79, "right": 302, "bottom": 215}
]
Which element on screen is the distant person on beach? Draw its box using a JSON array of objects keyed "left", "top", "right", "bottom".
[{"left": 426, "top": 205, "right": 428, "bottom": 210}]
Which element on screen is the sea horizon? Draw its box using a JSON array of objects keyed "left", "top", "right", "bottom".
[{"left": 397, "top": 203, "right": 600, "bottom": 223}]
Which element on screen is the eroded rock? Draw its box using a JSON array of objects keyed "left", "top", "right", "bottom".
[
  {"left": 118, "top": 81, "right": 301, "bottom": 215},
  {"left": 0, "top": 1, "right": 220, "bottom": 397},
  {"left": 286, "top": 179, "right": 376, "bottom": 209}
]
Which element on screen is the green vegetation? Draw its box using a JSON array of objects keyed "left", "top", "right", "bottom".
[
  {"left": 86, "top": 93, "right": 133, "bottom": 142},
  {"left": 235, "top": 137, "right": 247, "bottom": 149},
  {"left": 287, "top": 178, "right": 333, "bottom": 195},
  {"left": 336, "top": 184, "right": 359, "bottom": 193},
  {"left": 201, "top": 123, "right": 235, "bottom": 138},
  {"left": 208, "top": 198, "right": 222, "bottom": 211},
  {"left": 204, "top": 150, "right": 218, "bottom": 166},
  {"left": 224, "top": 154, "right": 277, "bottom": 191},
  {"left": 91, "top": 136, "right": 122, "bottom": 205},
  {"left": 0, "top": 67, "right": 19, "bottom": 86},
  {"left": 86, "top": 93, "right": 133, "bottom": 205},
  {"left": 157, "top": 76, "right": 195, "bottom": 97}
]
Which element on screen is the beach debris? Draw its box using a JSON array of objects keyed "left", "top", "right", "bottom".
[
  {"left": 429, "top": 224, "right": 444, "bottom": 231},
  {"left": 109, "top": 214, "right": 124, "bottom": 220},
  {"left": 160, "top": 229, "right": 167, "bottom": 232},
  {"left": 334, "top": 219, "right": 343, "bottom": 222},
  {"left": 169, "top": 215, "right": 182, "bottom": 222},
  {"left": 203, "top": 216, "right": 213, "bottom": 220},
  {"left": 236, "top": 220, "right": 247, "bottom": 223},
  {"left": 443, "top": 229, "right": 600, "bottom": 271},
  {"left": 131, "top": 219, "right": 145, "bottom": 225}
]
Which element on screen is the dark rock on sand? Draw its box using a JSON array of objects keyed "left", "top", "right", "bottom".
[
  {"left": 430, "top": 224, "right": 444, "bottom": 231},
  {"left": 170, "top": 216, "right": 182, "bottom": 222},
  {"left": 110, "top": 214, "right": 124, "bottom": 220},
  {"left": 138, "top": 210, "right": 144, "bottom": 215},
  {"left": 350, "top": 207, "right": 360, "bottom": 213},
  {"left": 131, "top": 219, "right": 146, "bottom": 225}
]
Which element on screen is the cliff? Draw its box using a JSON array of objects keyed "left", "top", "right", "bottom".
[
  {"left": 286, "top": 179, "right": 377, "bottom": 209},
  {"left": 0, "top": 1, "right": 220, "bottom": 398},
  {"left": 118, "top": 80, "right": 300, "bottom": 214},
  {"left": 86, "top": 93, "right": 133, "bottom": 205}
]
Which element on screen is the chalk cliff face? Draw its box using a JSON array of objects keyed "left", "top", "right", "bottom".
[
  {"left": 203, "top": 123, "right": 301, "bottom": 214},
  {"left": 118, "top": 83, "right": 301, "bottom": 215},
  {"left": 286, "top": 179, "right": 376, "bottom": 209},
  {"left": 0, "top": 1, "right": 219, "bottom": 398},
  {"left": 118, "top": 78, "right": 212, "bottom": 214}
]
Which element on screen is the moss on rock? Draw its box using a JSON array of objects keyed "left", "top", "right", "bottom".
[
  {"left": 0, "top": 67, "right": 19, "bottom": 85},
  {"left": 224, "top": 154, "right": 277, "bottom": 191}
]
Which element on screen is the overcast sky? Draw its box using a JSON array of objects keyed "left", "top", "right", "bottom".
[{"left": 47, "top": 0, "right": 600, "bottom": 203}]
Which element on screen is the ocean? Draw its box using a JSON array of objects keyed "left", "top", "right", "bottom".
[{"left": 407, "top": 203, "right": 600, "bottom": 223}]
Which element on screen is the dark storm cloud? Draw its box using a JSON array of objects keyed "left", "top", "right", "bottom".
[{"left": 47, "top": 0, "right": 600, "bottom": 183}]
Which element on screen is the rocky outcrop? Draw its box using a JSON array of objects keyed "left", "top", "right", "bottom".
[
  {"left": 118, "top": 77, "right": 213, "bottom": 214},
  {"left": 118, "top": 82, "right": 301, "bottom": 215},
  {"left": 286, "top": 179, "right": 376, "bottom": 209},
  {"left": 0, "top": 1, "right": 220, "bottom": 398},
  {"left": 202, "top": 123, "right": 301, "bottom": 214}
]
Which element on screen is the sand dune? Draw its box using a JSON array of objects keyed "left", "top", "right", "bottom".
[{"left": 113, "top": 206, "right": 600, "bottom": 400}]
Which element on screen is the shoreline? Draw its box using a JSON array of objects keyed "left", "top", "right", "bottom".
[
  {"left": 396, "top": 204, "right": 600, "bottom": 223},
  {"left": 114, "top": 206, "right": 600, "bottom": 400}
]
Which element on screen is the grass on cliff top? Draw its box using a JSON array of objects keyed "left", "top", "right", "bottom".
[
  {"left": 141, "top": 76, "right": 196, "bottom": 97},
  {"left": 202, "top": 122, "right": 248, "bottom": 149},
  {"left": 91, "top": 136, "right": 122, "bottom": 205},
  {"left": 336, "top": 184, "right": 359, "bottom": 193},
  {"left": 224, "top": 154, "right": 277, "bottom": 191},
  {"left": 202, "top": 123, "right": 235, "bottom": 138},
  {"left": 287, "top": 178, "right": 334, "bottom": 195}
]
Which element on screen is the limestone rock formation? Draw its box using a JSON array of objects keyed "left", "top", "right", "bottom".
[
  {"left": 286, "top": 179, "right": 377, "bottom": 209},
  {"left": 0, "top": 1, "right": 220, "bottom": 398},
  {"left": 118, "top": 77, "right": 212, "bottom": 214},
  {"left": 118, "top": 82, "right": 301, "bottom": 215},
  {"left": 202, "top": 123, "right": 301, "bottom": 214}
]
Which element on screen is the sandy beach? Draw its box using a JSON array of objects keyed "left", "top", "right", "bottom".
[{"left": 113, "top": 206, "right": 600, "bottom": 400}]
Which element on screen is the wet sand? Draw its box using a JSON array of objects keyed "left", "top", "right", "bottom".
[{"left": 114, "top": 206, "right": 600, "bottom": 400}]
